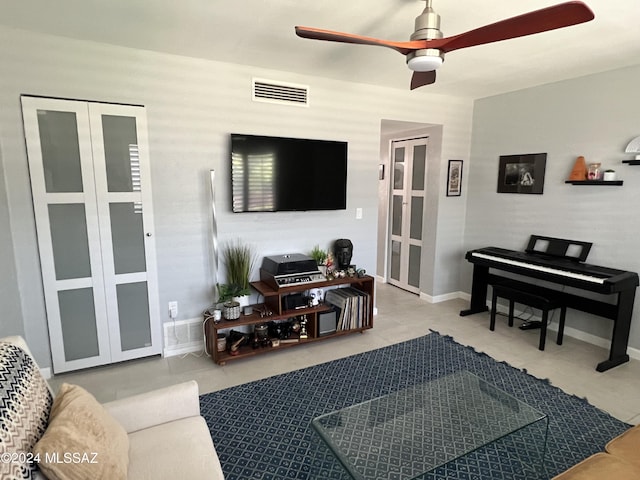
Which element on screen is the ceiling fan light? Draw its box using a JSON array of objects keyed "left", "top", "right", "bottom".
[{"left": 407, "top": 55, "right": 443, "bottom": 72}]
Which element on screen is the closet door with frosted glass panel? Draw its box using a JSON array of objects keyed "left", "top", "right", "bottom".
[
  {"left": 88, "top": 103, "right": 160, "bottom": 363},
  {"left": 388, "top": 137, "right": 427, "bottom": 294},
  {"left": 22, "top": 97, "right": 160, "bottom": 373}
]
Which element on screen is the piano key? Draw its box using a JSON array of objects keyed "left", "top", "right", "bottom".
[{"left": 470, "top": 252, "right": 606, "bottom": 284}]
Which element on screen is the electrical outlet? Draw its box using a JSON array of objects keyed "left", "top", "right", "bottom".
[
  {"left": 168, "top": 301, "right": 178, "bottom": 319},
  {"left": 356, "top": 207, "right": 363, "bottom": 220}
]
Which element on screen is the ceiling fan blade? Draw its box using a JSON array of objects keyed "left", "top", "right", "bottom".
[
  {"left": 295, "top": 26, "right": 426, "bottom": 55},
  {"left": 429, "top": 1, "right": 594, "bottom": 53},
  {"left": 410, "top": 71, "right": 436, "bottom": 90}
]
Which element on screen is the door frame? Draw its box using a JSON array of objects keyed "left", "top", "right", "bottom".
[{"left": 386, "top": 135, "right": 429, "bottom": 294}]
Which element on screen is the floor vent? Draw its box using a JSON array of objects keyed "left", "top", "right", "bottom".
[
  {"left": 253, "top": 78, "right": 309, "bottom": 107},
  {"left": 163, "top": 318, "right": 205, "bottom": 357}
]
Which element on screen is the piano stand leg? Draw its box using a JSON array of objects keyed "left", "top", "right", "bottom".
[
  {"left": 460, "top": 306, "right": 488, "bottom": 317},
  {"left": 596, "top": 355, "right": 630, "bottom": 373}
]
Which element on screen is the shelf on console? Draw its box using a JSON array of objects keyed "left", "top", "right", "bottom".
[{"left": 564, "top": 180, "right": 623, "bottom": 186}]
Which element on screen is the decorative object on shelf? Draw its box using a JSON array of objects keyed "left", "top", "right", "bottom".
[
  {"left": 227, "top": 330, "right": 249, "bottom": 355},
  {"left": 446, "top": 160, "right": 463, "bottom": 197},
  {"left": 309, "top": 245, "right": 328, "bottom": 276},
  {"left": 587, "top": 162, "right": 602, "bottom": 180},
  {"left": 334, "top": 239, "right": 353, "bottom": 270},
  {"left": 308, "top": 288, "right": 324, "bottom": 307},
  {"left": 299, "top": 315, "right": 308, "bottom": 339},
  {"left": 218, "top": 239, "right": 257, "bottom": 304},
  {"left": 568, "top": 156, "right": 588, "bottom": 180},
  {"left": 497, "top": 153, "right": 546, "bottom": 194},
  {"left": 223, "top": 301, "right": 241, "bottom": 320},
  {"left": 625, "top": 135, "right": 640, "bottom": 160},
  {"left": 216, "top": 333, "right": 227, "bottom": 352},
  {"left": 603, "top": 169, "right": 617, "bottom": 181},
  {"left": 254, "top": 324, "right": 269, "bottom": 343}
]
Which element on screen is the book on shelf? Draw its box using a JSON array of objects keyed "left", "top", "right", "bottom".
[{"left": 324, "top": 287, "right": 370, "bottom": 331}]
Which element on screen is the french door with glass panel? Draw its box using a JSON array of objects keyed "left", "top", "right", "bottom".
[
  {"left": 21, "top": 96, "right": 161, "bottom": 373},
  {"left": 388, "top": 137, "right": 427, "bottom": 293}
]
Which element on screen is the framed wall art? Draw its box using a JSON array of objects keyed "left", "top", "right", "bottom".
[
  {"left": 497, "top": 153, "right": 547, "bottom": 194},
  {"left": 446, "top": 160, "right": 463, "bottom": 197}
]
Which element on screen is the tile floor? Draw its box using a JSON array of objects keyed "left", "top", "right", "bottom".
[{"left": 50, "top": 282, "right": 640, "bottom": 424}]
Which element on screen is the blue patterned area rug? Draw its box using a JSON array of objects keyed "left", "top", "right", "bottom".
[{"left": 200, "top": 332, "right": 630, "bottom": 479}]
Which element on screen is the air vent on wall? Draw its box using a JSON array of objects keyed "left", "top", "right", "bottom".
[{"left": 252, "top": 78, "right": 309, "bottom": 107}]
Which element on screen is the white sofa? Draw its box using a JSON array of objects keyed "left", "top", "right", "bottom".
[{"left": 0, "top": 336, "right": 225, "bottom": 480}]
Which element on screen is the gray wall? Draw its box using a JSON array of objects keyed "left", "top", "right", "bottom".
[
  {"left": 0, "top": 145, "right": 25, "bottom": 338},
  {"left": 0, "top": 26, "right": 474, "bottom": 368},
  {"left": 465, "top": 64, "right": 640, "bottom": 350}
]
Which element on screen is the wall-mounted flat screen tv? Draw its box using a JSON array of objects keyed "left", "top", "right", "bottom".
[{"left": 230, "top": 134, "right": 347, "bottom": 212}]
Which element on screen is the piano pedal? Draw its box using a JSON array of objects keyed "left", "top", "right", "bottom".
[{"left": 519, "top": 320, "right": 542, "bottom": 330}]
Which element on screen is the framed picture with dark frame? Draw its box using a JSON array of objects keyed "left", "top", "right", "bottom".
[
  {"left": 446, "top": 160, "right": 463, "bottom": 197},
  {"left": 497, "top": 153, "right": 547, "bottom": 194}
]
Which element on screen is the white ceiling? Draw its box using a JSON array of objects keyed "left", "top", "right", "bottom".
[{"left": 3, "top": 0, "right": 640, "bottom": 98}]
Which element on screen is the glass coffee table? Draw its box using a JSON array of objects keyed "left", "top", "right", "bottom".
[{"left": 311, "top": 370, "right": 548, "bottom": 480}]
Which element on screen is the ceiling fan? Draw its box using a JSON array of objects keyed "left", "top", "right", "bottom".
[{"left": 295, "top": 1, "right": 594, "bottom": 90}]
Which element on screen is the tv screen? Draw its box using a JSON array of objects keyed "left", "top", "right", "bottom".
[{"left": 230, "top": 134, "right": 347, "bottom": 212}]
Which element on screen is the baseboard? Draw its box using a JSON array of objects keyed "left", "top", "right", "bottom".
[
  {"left": 420, "top": 291, "right": 468, "bottom": 304},
  {"left": 163, "top": 317, "right": 207, "bottom": 357}
]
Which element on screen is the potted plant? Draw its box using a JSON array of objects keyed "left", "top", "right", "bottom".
[
  {"left": 309, "top": 245, "right": 328, "bottom": 275},
  {"left": 603, "top": 169, "right": 616, "bottom": 181},
  {"left": 218, "top": 239, "right": 257, "bottom": 307}
]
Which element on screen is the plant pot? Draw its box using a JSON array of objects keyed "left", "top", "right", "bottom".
[
  {"left": 232, "top": 295, "right": 250, "bottom": 308},
  {"left": 603, "top": 171, "right": 616, "bottom": 181},
  {"left": 223, "top": 301, "right": 241, "bottom": 320}
]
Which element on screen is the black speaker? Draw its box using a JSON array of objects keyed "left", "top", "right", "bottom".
[{"left": 283, "top": 293, "right": 306, "bottom": 310}]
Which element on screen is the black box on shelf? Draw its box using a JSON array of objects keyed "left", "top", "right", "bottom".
[
  {"left": 318, "top": 308, "right": 337, "bottom": 336},
  {"left": 282, "top": 292, "right": 306, "bottom": 310}
]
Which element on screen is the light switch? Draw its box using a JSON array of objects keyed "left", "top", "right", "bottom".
[{"left": 356, "top": 208, "right": 363, "bottom": 220}]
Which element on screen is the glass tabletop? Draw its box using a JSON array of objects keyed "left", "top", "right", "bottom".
[{"left": 311, "top": 370, "right": 548, "bottom": 480}]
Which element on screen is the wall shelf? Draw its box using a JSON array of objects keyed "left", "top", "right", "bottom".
[
  {"left": 622, "top": 160, "right": 640, "bottom": 165},
  {"left": 564, "top": 180, "right": 623, "bottom": 186}
]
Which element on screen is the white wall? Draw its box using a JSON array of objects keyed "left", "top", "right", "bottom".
[
  {"left": 465, "top": 64, "right": 640, "bottom": 350},
  {"left": 0, "top": 26, "right": 474, "bottom": 368}
]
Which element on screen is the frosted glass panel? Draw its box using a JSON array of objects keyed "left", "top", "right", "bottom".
[
  {"left": 412, "top": 145, "right": 426, "bottom": 191},
  {"left": 390, "top": 241, "right": 401, "bottom": 281},
  {"left": 37, "top": 110, "right": 83, "bottom": 193},
  {"left": 117, "top": 282, "right": 151, "bottom": 351},
  {"left": 393, "top": 147, "right": 405, "bottom": 189},
  {"left": 110, "top": 203, "right": 146, "bottom": 274},
  {"left": 58, "top": 288, "right": 99, "bottom": 361},
  {"left": 392, "top": 195, "right": 403, "bottom": 236},
  {"left": 408, "top": 245, "right": 421, "bottom": 288},
  {"left": 102, "top": 115, "right": 138, "bottom": 192},
  {"left": 410, "top": 197, "right": 424, "bottom": 241},
  {"left": 48, "top": 204, "right": 91, "bottom": 280}
]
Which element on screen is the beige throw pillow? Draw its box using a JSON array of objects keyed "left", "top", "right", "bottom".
[{"left": 33, "top": 383, "right": 129, "bottom": 480}]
